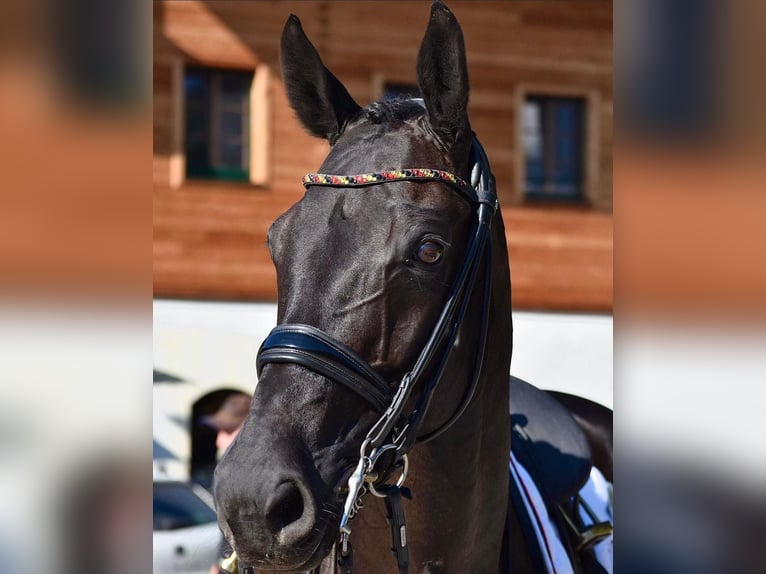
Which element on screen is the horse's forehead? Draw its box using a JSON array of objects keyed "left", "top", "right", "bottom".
[
  {"left": 323, "top": 117, "right": 445, "bottom": 174},
  {"left": 296, "top": 183, "right": 461, "bottom": 226},
  {"left": 294, "top": 186, "right": 407, "bottom": 231}
]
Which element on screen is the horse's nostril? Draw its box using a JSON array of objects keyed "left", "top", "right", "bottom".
[{"left": 265, "top": 480, "right": 306, "bottom": 534}]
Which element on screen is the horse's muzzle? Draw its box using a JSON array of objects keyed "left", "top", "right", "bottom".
[{"left": 213, "top": 430, "right": 341, "bottom": 571}]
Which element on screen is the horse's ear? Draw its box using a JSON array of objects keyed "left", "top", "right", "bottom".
[
  {"left": 416, "top": 1, "right": 470, "bottom": 149},
  {"left": 280, "top": 14, "right": 361, "bottom": 144}
]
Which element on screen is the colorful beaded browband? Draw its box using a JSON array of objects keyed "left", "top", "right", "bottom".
[{"left": 302, "top": 168, "right": 471, "bottom": 196}]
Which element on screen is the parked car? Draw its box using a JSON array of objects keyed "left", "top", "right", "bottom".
[{"left": 153, "top": 478, "right": 221, "bottom": 574}]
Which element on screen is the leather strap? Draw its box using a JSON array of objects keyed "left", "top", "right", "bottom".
[
  {"left": 363, "top": 208, "right": 493, "bottom": 454},
  {"left": 415, "top": 238, "right": 493, "bottom": 445},
  {"left": 257, "top": 324, "right": 393, "bottom": 412},
  {"left": 382, "top": 486, "right": 410, "bottom": 574},
  {"left": 336, "top": 541, "right": 353, "bottom": 574}
]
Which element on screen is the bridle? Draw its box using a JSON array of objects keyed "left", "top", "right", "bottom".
[
  {"left": 242, "top": 136, "right": 497, "bottom": 574},
  {"left": 252, "top": 136, "right": 497, "bottom": 574}
]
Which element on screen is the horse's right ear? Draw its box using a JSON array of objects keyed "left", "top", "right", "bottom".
[
  {"left": 280, "top": 15, "right": 361, "bottom": 145},
  {"left": 416, "top": 1, "right": 470, "bottom": 150}
]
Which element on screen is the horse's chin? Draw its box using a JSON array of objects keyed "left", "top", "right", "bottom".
[
  {"left": 237, "top": 534, "right": 335, "bottom": 573},
  {"left": 234, "top": 500, "right": 341, "bottom": 573}
]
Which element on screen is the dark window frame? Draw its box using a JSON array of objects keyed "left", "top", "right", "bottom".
[
  {"left": 523, "top": 95, "right": 586, "bottom": 202},
  {"left": 184, "top": 67, "right": 252, "bottom": 183}
]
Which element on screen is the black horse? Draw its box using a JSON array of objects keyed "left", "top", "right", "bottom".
[{"left": 214, "top": 3, "right": 611, "bottom": 573}]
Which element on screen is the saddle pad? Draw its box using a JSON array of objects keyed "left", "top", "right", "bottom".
[
  {"left": 510, "top": 453, "right": 614, "bottom": 574},
  {"left": 578, "top": 466, "right": 613, "bottom": 572},
  {"left": 510, "top": 450, "right": 575, "bottom": 574}
]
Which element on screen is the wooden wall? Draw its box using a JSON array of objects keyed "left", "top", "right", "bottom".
[{"left": 154, "top": 1, "right": 613, "bottom": 311}]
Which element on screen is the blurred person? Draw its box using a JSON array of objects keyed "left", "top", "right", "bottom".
[
  {"left": 205, "top": 397, "right": 250, "bottom": 574},
  {"left": 210, "top": 393, "right": 250, "bottom": 463},
  {"left": 190, "top": 391, "right": 251, "bottom": 490}
]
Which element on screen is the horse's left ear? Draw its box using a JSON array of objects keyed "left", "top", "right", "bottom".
[
  {"left": 280, "top": 14, "right": 361, "bottom": 144},
  {"left": 417, "top": 1, "right": 470, "bottom": 149}
]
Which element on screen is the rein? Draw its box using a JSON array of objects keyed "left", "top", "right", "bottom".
[{"left": 250, "top": 137, "right": 498, "bottom": 574}]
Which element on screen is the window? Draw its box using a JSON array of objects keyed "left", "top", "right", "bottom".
[
  {"left": 382, "top": 82, "right": 421, "bottom": 101},
  {"left": 184, "top": 68, "right": 252, "bottom": 182},
  {"left": 523, "top": 96, "right": 585, "bottom": 201}
]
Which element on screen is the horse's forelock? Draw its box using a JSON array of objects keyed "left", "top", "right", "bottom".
[{"left": 363, "top": 99, "right": 426, "bottom": 126}]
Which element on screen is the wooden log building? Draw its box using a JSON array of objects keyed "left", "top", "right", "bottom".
[{"left": 154, "top": 1, "right": 613, "bottom": 311}]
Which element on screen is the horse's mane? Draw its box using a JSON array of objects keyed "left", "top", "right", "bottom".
[{"left": 363, "top": 98, "right": 425, "bottom": 125}]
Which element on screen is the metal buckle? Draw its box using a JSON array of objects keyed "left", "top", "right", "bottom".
[
  {"left": 575, "top": 522, "right": 614, "bottom": 551},
  {"left": 340, "top": 530, "right": 351, "bottom": 557},
  {"left": 559, "top": 495, "right": 614, "bottom": 552},
  {"left": 218, "top": 551, "right": 239, "bottom": 574},
  {"left": 339, "top": 455, "right": 369, "bottom": 538},
  {"left": 338, "top": 437, "right": 412, "bottom": 554}
]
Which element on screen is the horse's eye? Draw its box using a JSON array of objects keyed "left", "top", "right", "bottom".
[{"left": 416, "top": 240, "right": 444, "bottom": 264}]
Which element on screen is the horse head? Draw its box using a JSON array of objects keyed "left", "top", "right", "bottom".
[{"left": 214, "top": 3, "right": 511, "bottom": 571}]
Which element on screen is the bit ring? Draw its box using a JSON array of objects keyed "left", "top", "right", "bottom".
[{"left": 367, "top": 454, "right": 408, "bottom": 498}]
